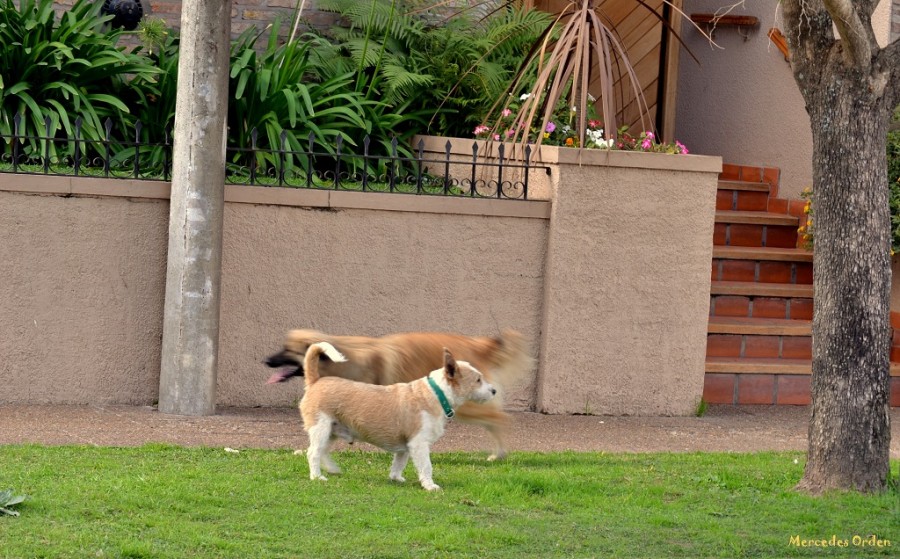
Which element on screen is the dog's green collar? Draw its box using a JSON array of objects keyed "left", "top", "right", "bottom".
[{"left": 427, "top": 376, "right": 455, "bottom": 419}]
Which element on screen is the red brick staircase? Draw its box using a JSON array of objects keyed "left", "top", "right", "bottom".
[{"left": 702, "top": 164, "right": 900, "bottom": 406}]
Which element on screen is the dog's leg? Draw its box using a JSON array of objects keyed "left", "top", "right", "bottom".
[
  {"left": 389, "top": 451, "right": 409, "bottom": 483},
  {"left": 456, "top": 402, "right": 510, "bottom": 461},
  {"left": 322, "top": 453, "right": 342, "bottom": 475},
  {"left": 485, "top": 423, "right": 508, "bottom": 462},
  {"left": 408, "top": 439, "right": 439, "bottom": 491},
  {"left": 306, "top": 414, "right": 333, "bottom": 481}
]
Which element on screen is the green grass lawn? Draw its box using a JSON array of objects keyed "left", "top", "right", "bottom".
[{"left": 0, "top": 446, "right": 897, "bottom": 558}]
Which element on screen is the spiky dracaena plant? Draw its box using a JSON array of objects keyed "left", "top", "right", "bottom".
[
  {"left": 487, "top": 0, "right": 704, "bottom": 155},
  {"left": 0, "top": 0, "right": 159, "bottom": 155}
]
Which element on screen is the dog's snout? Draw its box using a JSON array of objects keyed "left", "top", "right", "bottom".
[
  {"left": 265, "top": 351, "right": 293, "bottom": 368},
  {"left": 490, "top": 387, "right": 497, "bottom": 396}
]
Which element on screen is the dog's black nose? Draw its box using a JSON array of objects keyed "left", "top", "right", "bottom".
[{"left": 491, "top": 387, "right": 497, "bottom": 395}]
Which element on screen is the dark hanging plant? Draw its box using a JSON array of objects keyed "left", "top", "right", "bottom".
[{"left": 100, "top": 0, "right": 146, "bottom": 31}]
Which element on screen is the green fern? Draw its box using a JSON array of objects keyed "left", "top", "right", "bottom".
[{"left": 312, "top": 0, "right": 553, "bottom": 137}]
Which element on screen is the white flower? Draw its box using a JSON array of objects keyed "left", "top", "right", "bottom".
[
  {"left": 586, "top": 129, "right": 614, "bottom": 149},
  {"left": 587, "top": 93, "right": 596, "bottom": 102},
  {"left": 519, "top": 92, "right": 532, "bottom": 101}
]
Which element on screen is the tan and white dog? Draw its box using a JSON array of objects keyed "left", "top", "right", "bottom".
[
  {"left": 299, "top": 342, "right": 496, "bottom": 491},
  {"left": 265, "top": 328, "right": 530, "bottom": 460}
]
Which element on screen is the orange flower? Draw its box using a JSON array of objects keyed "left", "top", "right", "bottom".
[{"left": 565, "top": 137, "right": 574, "bottom": 146}]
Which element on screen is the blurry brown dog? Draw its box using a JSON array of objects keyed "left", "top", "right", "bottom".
[
  {"left": 300, "top": 342, "right": 496, "bottom": 490},
  {"left": 265, "top": 328, "right": 531, "bottom": 460}
]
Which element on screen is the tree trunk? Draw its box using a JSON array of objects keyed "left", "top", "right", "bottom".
[
  {"left": 795, "top": 67, "right": 893, "bottom": 494},
  {"left": 158, "top": 0, "right": 233, "bottom": 416}
]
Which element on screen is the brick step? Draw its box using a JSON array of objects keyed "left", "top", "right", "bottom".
[
  {"left": 708, "top": 316, "right": 811, "bottom": 336},
  {"left": 711, "top": 280, "right": 813, "bottom": 298},
  {"left": 715, "top": 210, "right": 798, "bottom": 226},
  {"left": 713, "top": 211, "right": 800, "bottom": 248},
  {"left": 710, "top": 293, "right": 813, "bottom": 320},
  {"left": 704, "top": 372, "right": 813, "bottom": 405},
  {"left": 716, "top": 181, "right": 771, "bottom": 212},
  {"left": 704, "top": 359, "right": 900, "bottom": 405},
  {"left": 706, "top": 357, "right": 809, "bottom": 374},
  {"left": 711, "top": 257, "right": 812, "bottom": 284},
  {"left": 707, "top": 333, "right": 811, "bottom": 360},
  {"left": 712, "top": 246, "right": 812, "bottom": 262}
]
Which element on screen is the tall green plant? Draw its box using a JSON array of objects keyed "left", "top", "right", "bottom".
[
  {"left": 228, "top": 21, "right": 372, "bottom": 176},
  {"left": 0, "top": 0, "right": 159, "bottom": 154},
  {"left": 316, "top": 0, "right": 552, "bottom": 138}
]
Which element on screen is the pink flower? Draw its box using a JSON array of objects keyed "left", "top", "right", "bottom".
[
  {"left": 473, "top": 125, "right": 490, "bottom": 136},
  {"left": 546, "top": 121, "right": 556, "bottom": 133},
  {"left": 506, "top": 129, "right": 515, "bottom": 138},
  {"left": 676, "top": 141, "right": 689, "bottom": 154},
  {"left": 493, "top": 134, "right": 501, "bottom": 141},
  {"left": 501, "top": 108, "right": 512, "bottom": 117},
  {"left": 588, "top": 119, "right": 602, "bottom": 129}
]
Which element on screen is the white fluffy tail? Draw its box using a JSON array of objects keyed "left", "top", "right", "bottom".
[{"left": 303, "top": 342, "right": 347, "bottom": 386}]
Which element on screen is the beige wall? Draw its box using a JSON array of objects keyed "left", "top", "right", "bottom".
[
  {"left": 675, "top": 0, "right": 894, "bottom": 200},
  {"left": 0, "top": 187, "right": 168, "bottom": 404},
  {"left": 217, "top": 192, "right": 548, "bottom": 409},
  {"left": 0, "top": 147, "right": 721, "bottom": 415},
  {"left": 535, "top": 152, "right": 720, "bottom": 415}
]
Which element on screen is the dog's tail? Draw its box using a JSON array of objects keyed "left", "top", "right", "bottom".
[
  {"left": 489, "top": 329, "right": 534, "bottom": 391},
  {"left": 303, "top": 342, "right": 347, "bottom": 387}
]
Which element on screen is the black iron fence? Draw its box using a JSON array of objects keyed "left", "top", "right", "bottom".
[{"left": 0, "top": 114, "right": 548, "bottom": 200}]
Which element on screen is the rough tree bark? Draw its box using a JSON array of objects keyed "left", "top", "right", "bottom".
[
  {"left": 158, "top": 0, "right": 233, "bottom": 416},
  {"left": 781, "top": 0, "right": 900, "bottom": 493}
]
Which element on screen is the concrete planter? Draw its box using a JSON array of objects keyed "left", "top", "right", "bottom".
[{"left": 418, "top": 136, "right": 723, "bottom": 415}]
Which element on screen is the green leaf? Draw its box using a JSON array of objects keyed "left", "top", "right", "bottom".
[
  {"left": 86, "top": 93, "right": 129, "bottom": 113},
  {"left": 5, "top": 495, "right": 25, "bottom": 507},
  {"left": 258, "top": 68, "right": 272, "bottom": 101},
  {"left": 283, "top": 90, "right": 297, "bottom": 128}
]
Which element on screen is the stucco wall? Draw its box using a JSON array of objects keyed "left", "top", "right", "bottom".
[
  {"left": 535, "top": 151, "right": 720, "bottom": 415},
  {"left": 0, "top": 147, "right": 721, "bottom": 414},
  {"left": 217, "top": 192, "right": 548, "bottom": 409},
  {"left": 0, "top": 186, "right": 168, "bottom": 405},
  {"left": 675, "top": 0, "right": 894, "bottom": 200},
  {"left": 0, "top": 177, "right": 548, "bottom": 410}
]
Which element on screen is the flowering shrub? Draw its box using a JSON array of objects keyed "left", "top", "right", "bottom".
[
  {"left": 474, "top": 94, "right": 688, "bottom": 154},
  {"left": 798, "top": 187, "right": 814, "bottom": 250},
  {"left": 800, "top": 182, "right": 900, "bottom": 256}
]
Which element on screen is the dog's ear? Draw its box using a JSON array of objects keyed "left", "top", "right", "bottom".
[{"left": 443, "top": 348, "right": 457, "bottom": 379}]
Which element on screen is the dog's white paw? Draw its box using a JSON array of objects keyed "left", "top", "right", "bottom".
[
  {"left": 487, "top": 452, "right": 506, "bottom": 462},
  {"left": 310, "top": 474, "right": 328, "bottom": 482},
  {"left": 421, "top": 481, "right": 442, "bottom": 491},
  {"left": 390, "top": 474, "right": 406, "bottom": 483}
]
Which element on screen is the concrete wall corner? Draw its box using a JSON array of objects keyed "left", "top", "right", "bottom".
[{"left": 535, "top": 152, "right": 722, "bottom": 415}]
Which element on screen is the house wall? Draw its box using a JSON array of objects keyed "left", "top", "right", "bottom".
[
  {"left": 674, "top": 0, "right": 895, "bottom": 200},
  {"left": 0, "top": 148, "right": 722, "bottom": 415}
]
